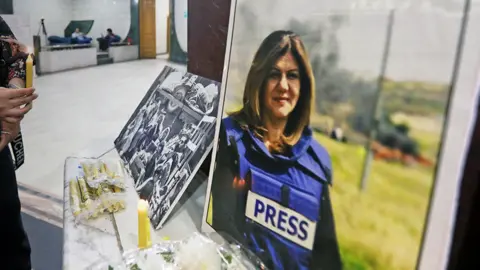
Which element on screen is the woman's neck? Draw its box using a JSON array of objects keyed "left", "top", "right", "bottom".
[{"left": 264, "top": 117, "right": 287, "bottom": 142}]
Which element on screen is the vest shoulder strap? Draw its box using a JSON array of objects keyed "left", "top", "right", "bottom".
[
  {"left": 222, "top": 116, "right": 251, "bottom": 179},
  {"left": 308, "top": 140, "right": 333, "bottom": 185},
  {"left": 222, "top": 116, "right": 244, "bottom": 146}
]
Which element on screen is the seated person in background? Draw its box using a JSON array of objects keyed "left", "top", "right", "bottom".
[
  {"left": 71, "top": 28, "right": 84, "bottom": 39},
  {"left": 48, "top": 27, "right": 92, "bottom": 45},
  {"left": 97, "top": 28, "right": 121, "bottom": 51},
  {"left": 105, "top": 28, "right": 116, "bottom": 40},
  {"left": 71, "top": 28, "right": 92, "bottom": 44}
]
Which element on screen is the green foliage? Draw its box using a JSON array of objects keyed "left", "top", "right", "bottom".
[{"left": 382, "top": 81, "right": 448, "bottom": 116}]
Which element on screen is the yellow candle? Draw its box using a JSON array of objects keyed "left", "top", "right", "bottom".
[
  {"left": 145, "top": 201, "right": 152, "bottom": 248},
  {"left": 26, "top": 54, "right": 33, "bottom": 88},
  {"left": 137, "top": 199, "right": 148, "bottom": 249}
]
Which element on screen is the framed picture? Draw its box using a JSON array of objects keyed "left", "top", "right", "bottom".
[
  {"left": 201, "top": 0, "right": 480, "bottom": 269},
  {"left": 115, "top": 66, "right": 221, "bottom": 229}
]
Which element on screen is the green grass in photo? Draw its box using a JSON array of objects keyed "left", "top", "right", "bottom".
[{"left": 316, "top": 133, "right": 434, "bottom": 270}]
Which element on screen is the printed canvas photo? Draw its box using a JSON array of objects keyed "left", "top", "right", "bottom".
[
  {"left": 115, "top": 66, "right": 220, "bottom": 229},
  {"left": 203, "top": 1, "right": 468, "bottom": 269}
]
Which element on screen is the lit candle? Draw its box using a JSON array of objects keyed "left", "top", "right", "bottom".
[
  {"left": 137, "top": 199, "right": 148, "bottom": 249},
  {"left": 26, "top": 54, "right": 33, "bottom": 88}
]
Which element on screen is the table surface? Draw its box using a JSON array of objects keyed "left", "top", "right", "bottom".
[{"left": 63, "top": 148, "right": 207, "bottom": 269}]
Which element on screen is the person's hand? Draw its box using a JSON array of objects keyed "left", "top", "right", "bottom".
[
  {"left": 0, "top": 87, "right": 37, "bottom": 124},
  {"left": 0, "top": 121, "right": 20, "bottom": 151}
]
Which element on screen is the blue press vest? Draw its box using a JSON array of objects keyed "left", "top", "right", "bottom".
[{"left": 223, "top": 117, "right": 332, "bottom": 270}]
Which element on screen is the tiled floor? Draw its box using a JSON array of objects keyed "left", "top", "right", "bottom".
[
  {"left": 12, "top": 58, "right": 186, "bottom": 270},
  {"left": 15, "top": 59, "right": 185, "bottom": 199}
]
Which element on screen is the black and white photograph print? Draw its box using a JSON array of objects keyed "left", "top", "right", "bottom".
[{"left": 114, "top": 66, "right": 221, "bottom": 229}]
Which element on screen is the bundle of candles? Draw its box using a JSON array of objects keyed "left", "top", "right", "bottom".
[{"left": 69, "top": 158, "right": 127, "bottom": 221}]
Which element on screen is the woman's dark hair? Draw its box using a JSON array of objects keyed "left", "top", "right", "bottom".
[
  {"left": 107, "top": 28, "right": 113, "bottom": 34},
  {"left": 0, "top": 16, "right": 14, "bottom": 37}
]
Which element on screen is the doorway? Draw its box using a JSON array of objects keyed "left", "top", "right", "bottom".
[
  {"left": 156, "top": 0, "right": 170, "bottom": 55},
  {"left": 139, "top": 0, "right": 157, "bottom": 58}
]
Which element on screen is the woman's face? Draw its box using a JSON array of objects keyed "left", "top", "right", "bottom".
[{"left": 263, "top": 51, "right": 301, "bottom": 121}]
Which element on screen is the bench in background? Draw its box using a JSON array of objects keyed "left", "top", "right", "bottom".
[
  {"left": 38, "top": 45, "right": 97, "bottom": 74},
  {"left": 108, "top": 43, "right": 139, "bottom": 63}
]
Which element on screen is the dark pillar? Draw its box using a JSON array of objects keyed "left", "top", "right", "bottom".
[
  {"left": 448, "top": 102, "right": 480, "bottom": 269},
  {"left": 187, "top": 0, "right": 231, "bottom": 82},
  {"left": 169, "top": 0, "right": 188, "bottom": 64},
  {"left": 127, "top": 0, "right": 140, "bottom": 45},
  {"left": 187, "top": 0, "right": 231, "bottom": 175}
]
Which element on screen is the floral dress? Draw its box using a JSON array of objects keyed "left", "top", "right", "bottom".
[
  {"left": 0, "top": 16, "right": 30, "bottom": 170},
  {"left": 0, "top": 16, "right": 27, "bottom": 87},
  {"left": 0, "top": 15, "right": 32, "bottom": 270}
]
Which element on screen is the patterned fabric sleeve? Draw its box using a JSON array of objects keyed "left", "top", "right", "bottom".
[
  {"left": 6, "top": 48, "right": 27, "bottom": 82},
  {"left": 0, "top": 16, "right": 27, "bottom": 84}
]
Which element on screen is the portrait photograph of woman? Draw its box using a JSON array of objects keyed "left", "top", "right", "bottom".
[
  {"left": 202, "top": 0, "right": 476, "bottom": 269},
  {"left": 210, "top": 30, "right": 340, "bottom": 270}
]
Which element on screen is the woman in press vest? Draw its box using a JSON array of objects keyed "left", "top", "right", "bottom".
[
  {"left": 0, "top": 16, "right": 38, "bottom": 269},
  {"left": 210, "top": 30, "right": 342, "bottom": 270}
]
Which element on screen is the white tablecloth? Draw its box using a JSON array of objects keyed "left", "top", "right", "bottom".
[{"left": 63, "top": 148, "right": 207, "bottom": 269}]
